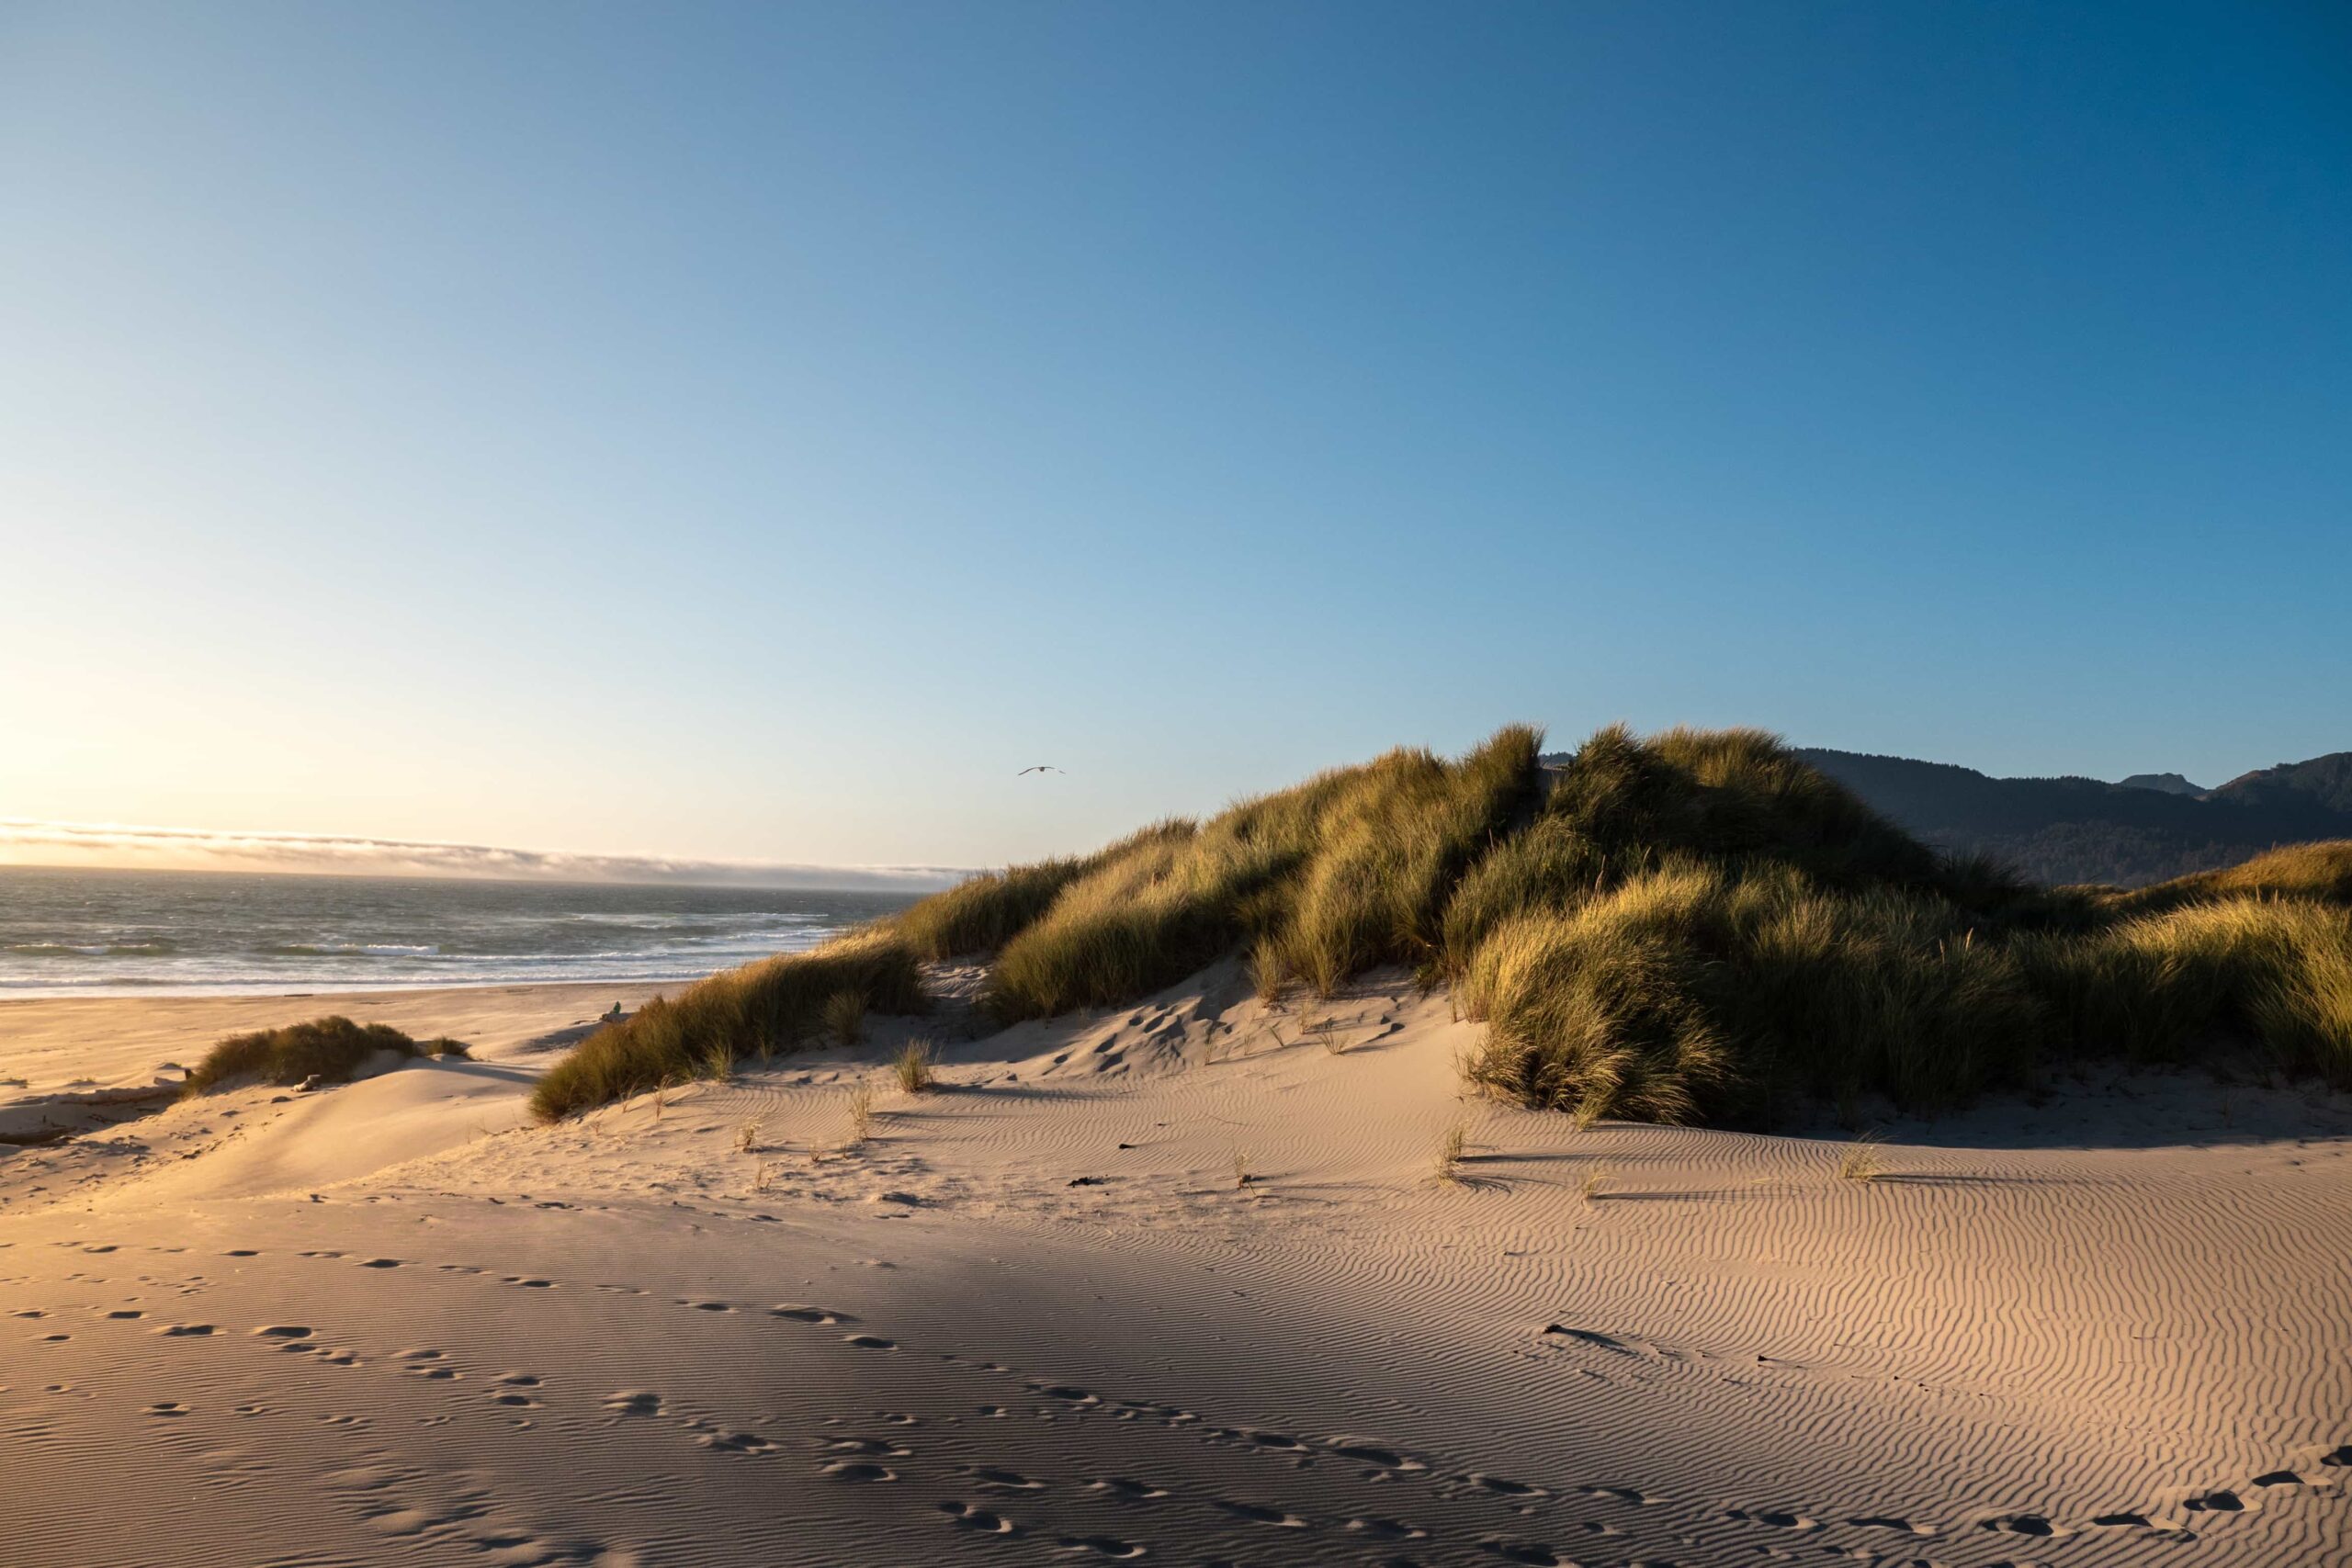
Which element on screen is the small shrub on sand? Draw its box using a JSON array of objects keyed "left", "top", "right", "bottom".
[
  {"left": 1577, "top": 1166, "right": 1609, "bottom": 1203},
  {"left": 844, "top": 1081, "right": 876, "bottom": 1146},
  {"left": 1433, "top": 1122, "right": 1467, "bottom": 1184},
  {"left": 419, "top": 1037, "right": 471, "bottom": 1059},
  {"left": 185, "top": 1016, "right": 424, "bottom": 1094},
  {"left": 735, "top": 1119, "right": 762, "bottom": 1154},
  {"left": 1837, "top": 1132, "right": 1884, "bottom": 1182},
  {"left": 530, "top": 929, "right": 926, "bottom": 1121},
  {"left": 1232, "top": 1150, "right": 1254, "bottom": 1189},
  {"left": 893, "top": 1040, "right": 936, "bottom": 1094}
]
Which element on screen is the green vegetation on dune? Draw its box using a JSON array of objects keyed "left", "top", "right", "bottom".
[
  {"left": 528, "top": 927, "right": 926, "bottom": 1121},
  {"left": 527, "top": 724, "right": 2352, "bottom": 1126},
  {"left": 2095, "top": 840, "right": 2352, "bottom": 917},
  {"left": 185, "top": 1016, "right": 469, "bottom": 1094},
  {"left": 986, "top": 726, "right": 1543, "bottom": 1019}
]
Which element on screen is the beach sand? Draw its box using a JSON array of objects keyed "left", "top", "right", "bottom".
[{"left": 2, "top": 969, "right": 2347, "bottom": 1566}]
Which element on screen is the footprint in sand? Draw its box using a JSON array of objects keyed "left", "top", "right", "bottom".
[
  {"left": 1055, "top": 1536, "right": 1144, "bottom": 1559},
  {"left": 154, "top": 1323, "right": 216, "bottom": 1337},
  {"left": 603, "top": 1391, "right": 665, "bottom": 1416},
  {"left": 772, "top": 1304, "right": 857, "bottom": 1325},
  {"left": 820, "top": 1461, "right": 898, "bottom": 1483},
  {"left": 1328, "top": 1440, "right": 1424, "bottom": 1472},
  {"left": 843, "top": 1333, "right": 897, "bottom": 1350},
  {"left": 1980, "top": 1512, "right": 2061, "bottom": 1536},
  {"left": 1467, "top": 1475, "right": 1548, "bottom": 1499},
  {"left": 1211, "top": 1500, "right": 1308, "bottom": 1529},
  {"left": 253, "top": 1325, "right": 312, "bottom": 1338},
  {"left": 938, "top": 1501, "right": 1019, "bottom": 1534},
  {"left": 1089, "top": 1478, "right": 1170, "bottom": 1502},
  {"left": 969, "top": 1467, "right": 1047, "bottom": 1492}
]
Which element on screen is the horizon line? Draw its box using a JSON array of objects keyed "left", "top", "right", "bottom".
[{"left": 0, "top": 818, "right": 971, "bottom": 893}]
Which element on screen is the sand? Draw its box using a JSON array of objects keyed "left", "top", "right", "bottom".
[{"left": 2, "top": 969, "right": 2348, "bottom": 1566}]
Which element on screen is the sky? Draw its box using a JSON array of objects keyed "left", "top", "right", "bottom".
[{"left": 2, "top": 1, "right": 2346, "bottom": 879}]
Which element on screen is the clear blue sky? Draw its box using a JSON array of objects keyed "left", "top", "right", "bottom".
[{"left": 3, "top": 2, "right": 2346, "bottom": 872}]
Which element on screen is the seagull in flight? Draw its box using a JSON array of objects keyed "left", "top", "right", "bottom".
[{"left": 1016, "top": 765, "right": 1064, "bottom": 775}]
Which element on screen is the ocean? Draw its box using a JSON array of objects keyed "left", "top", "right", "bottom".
[{"left": 0, "top": 867, "right": 922, "bottom": 998}]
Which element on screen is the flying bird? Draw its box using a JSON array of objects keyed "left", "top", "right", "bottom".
[{"left": 1016, "top": 765, "right": 1064, "bottom": 775}]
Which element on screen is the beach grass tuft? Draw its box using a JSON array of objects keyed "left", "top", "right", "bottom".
[
  {"left": 185, "top": 1016, "right": 439, "bottom": 1094},
  {"left": 893, "top": 1040, "right": 936, "bottom": 1094}
]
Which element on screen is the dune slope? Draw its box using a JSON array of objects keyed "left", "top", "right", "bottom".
[{"left": 4, "top": 973, "right": 2348, "bottom": 1567}]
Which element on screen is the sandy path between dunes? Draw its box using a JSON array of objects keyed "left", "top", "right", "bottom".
[{"left": 2, "top": 972, "right": 2348, "bottom": 1567}]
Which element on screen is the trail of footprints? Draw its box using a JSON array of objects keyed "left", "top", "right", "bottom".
[{"left": 23, "top": 1232, "right": 2352, "bottom": 1565}]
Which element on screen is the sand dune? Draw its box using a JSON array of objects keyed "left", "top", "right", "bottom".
[{"left": 3, "top": 973, "right": 2347, "bottom": 1566}]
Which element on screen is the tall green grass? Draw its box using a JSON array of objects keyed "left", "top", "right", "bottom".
[{"left": 529, "top": 927, "right": 927, "bottom": 1121}]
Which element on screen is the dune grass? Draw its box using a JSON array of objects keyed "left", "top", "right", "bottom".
[
  {"left": 985, "top": 727, "right": 1543, "bottom": 1019},
  {"left": 184, "top": 1016, "right": 465, "bottom": 1095},
  {"left": 529, "top": 928, "right": 926, "bottom": 1122},
  {"left": 893, "top": 1040, "right": 936, "bottom": 1093},
  {"left": 1454, "top": 728, "right": 2352, "bottom": 1122},
  {"left": 2098, "top": 840, "right": 2352, "bottom": 917},
  {"left": 890, "top": 821, "right": 1194, "bottom": 961},
  {"left": 2025, "top": 897, "right": 2352, "bottom": 1086},
  {"left": 528, "top": 723, "right": 2352, "bottom": 1125}
]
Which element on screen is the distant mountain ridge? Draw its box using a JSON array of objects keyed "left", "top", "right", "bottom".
[
  {"left": 2210, "top": 752, "right": 2352, "bottom": 815},
  {"left": 2117, "top": 773, "right": 2204, "bottom": 797},
  {"left": 1792, "top": 749, "right": 2352, "bottom": 887},
  {"left": 1535, "top": 742, "right": 2352, "bottom": 887}
]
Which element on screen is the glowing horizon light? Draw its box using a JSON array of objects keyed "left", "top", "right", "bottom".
[{"left": 0, "top": 818, "right": 969, "bottom": 891}]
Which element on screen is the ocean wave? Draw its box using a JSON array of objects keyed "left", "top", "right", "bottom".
[
  {"left": 0, "top": 872, "right": 916, "bottom": 998},
  {"left": 258, "top": 942, "right": 441, "bottom": 958}
]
